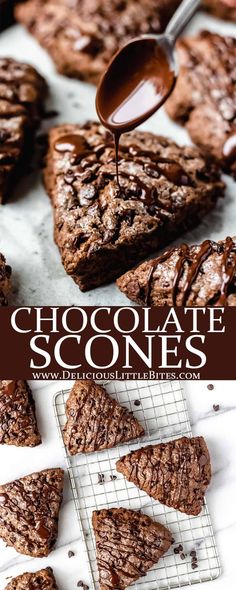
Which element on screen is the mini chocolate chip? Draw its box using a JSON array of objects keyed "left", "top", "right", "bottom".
[
  {"left": 190, "top": 550, "right": 197, "bottom": 557},
  {"left": 43, "top": 110, "right": 59, "bottom": 119},
  {"left": 191, "top": 563, "right": 198, "bottom": 570},
  {"left": 180, "top": 553, "right": 186, "bottom": 560},
  {"left": 213, "top": 404, "right": 220, "bottom": 412},
  {"left": 134, "top": 400, "right": 141, "bottom": 406},
  {"left": 77, "top": 582, "right": 89, "bottom": 590},
  {"left": 174, "top": 547, "right": 180, "bottom": 554},
  {"left": 68, "top": 550, "right": 75, "bottom": 558},
  {"left": 110, "top": 475, "right": 117, "bottom": 481},
  {"left": 207, "top": 384, "right": 214, "bottom": 390},
  {"left": 97, "top": 473, "right": 105, "bottom": 485}
]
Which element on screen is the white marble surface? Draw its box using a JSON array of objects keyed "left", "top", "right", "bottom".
[
  {"left": 0, "top": 13, "right": 236, "bottom": 305},
  {"left": 0, "top": 380, "right": 235, "bottom": 589}
]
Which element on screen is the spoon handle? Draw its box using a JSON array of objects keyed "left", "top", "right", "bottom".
[{"left": 166, "top": 0, "right": 201, "bottom": 43}]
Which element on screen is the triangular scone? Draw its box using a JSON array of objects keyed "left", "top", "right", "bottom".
[
  {"left": 0, "top": 58, "right": 47, "bottom": 204},
  {"left": 92, "top": 508, "right": 172, "bottom": 590},
  {"left": 116, "top": 437, "right": 211, "bottom": 516},
  {"left": 63, "top": 380, "right": 144, "bottom": 455},
  {"left": 0, "top": 380, "right": 41, "bottom": 447},
  {"left": 0, "top": 468, "right": 64, "bottom": 557},
  {"left": 117, "top": 237, "right": 236, "bottom": 307},
  {"left": 4, "top": 567, "right": 58, "bottom": 589}
]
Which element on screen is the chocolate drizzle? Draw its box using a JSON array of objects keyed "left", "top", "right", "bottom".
[
  {"left": 116, "top": 437, "right": 211, "bottom": 516},
  {"left": 144, "top": 237, "right": 236, "bottom": 306},
  {"left": 55, "top": 134, "right": 91, "bottom": 156},
  {"left": 54, "top": 133, "right": 192, "bottom": 206},
  {"left": 0, "top": 468, "right": 64, "bottom": 557},
  {"left": 92, "top": 507, "right": 172, "bottom": 590}
]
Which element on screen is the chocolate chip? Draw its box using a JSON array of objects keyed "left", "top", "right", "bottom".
[
  {"left": 134, "top": 400, "right": 141, "bottom": 406},
  {"left": 213, "top": 404, "right": 220, "bottom": 412},
  {"left": 207, "top": 384, "right": 214, "bottom": 390},
  {"left": 174, "top": 544, "right": 183, "bottom": 554},
  {"left": 110, "top": 475, "right": 117, "bottom": 481},
  {"left": 68, "top": 550, "right": 75, "bottom": 558},
  {"left": 43, "top": 110, "right": 59, "bottom": 119},
  {"left": 97, "top": 473, "right": 105, "bottom": 485},
  {"left": 77, "top": 582, "right": 89, "bottom": 590}
]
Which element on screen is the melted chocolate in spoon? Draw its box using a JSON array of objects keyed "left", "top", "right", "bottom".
[{"left": 96, "top": 37, "right": 176, "bottom": 185}]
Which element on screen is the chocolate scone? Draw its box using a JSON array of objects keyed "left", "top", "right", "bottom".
[
  {"left": 0, "top": 468, "right": 64, "bottom": 557},
  {"left": 116, "top": 437, "right": 211, "bottom": 516},
  {"left": 4, "top": 567, "right": 58, "bottom": 590},
  {"left": 44, "top": 122, "right": 224, "bottom": 291},
  {"left": 0, "top": 253, "right": 11, "bottom": 305},
  {"left": 63, "top": 379, "right": 144, "bottom": 455},
  {"left": 166, "top": 32, "right": 236, "bottom": 178},
  {"left": 117, "top": 236, "right": 236, "bottom": 306},
  {"left": 15, "top": 0, "right": 181, "bottom": 85},
  {"left": 203, "top": 0, "right": 236, "bottom": 21},
  {"left": 0, "top": 57, "right": 47, "bottom": 204},
  {"left": 0, "top": 380, "right": 41, "bottom": 447},
  {"left": 92, "top": 508, "right": 172, "bottom": 590}
]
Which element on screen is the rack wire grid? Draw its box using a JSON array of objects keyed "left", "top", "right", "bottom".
[{"left": 53, "top": 380, "right": 221, "bottom": 590}]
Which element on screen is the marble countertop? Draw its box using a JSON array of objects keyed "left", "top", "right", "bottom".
[
  {"left": 0, "top": 13, "right": 236, "bottom": 306},
  {"left": 0, "top": 380, "right": 235, "bottom": 589}
]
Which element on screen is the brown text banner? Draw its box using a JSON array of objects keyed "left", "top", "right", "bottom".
[{"left": 0, "top": 306, "right": 234, "bottom": 380}]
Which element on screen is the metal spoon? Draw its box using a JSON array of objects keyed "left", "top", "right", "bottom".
[{"left": 96, "top": 0, "right": 200, "bottom": 134}]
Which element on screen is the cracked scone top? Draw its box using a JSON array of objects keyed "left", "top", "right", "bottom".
[{"left": 44, "top": 121, "right": 224, "bottom": 291}]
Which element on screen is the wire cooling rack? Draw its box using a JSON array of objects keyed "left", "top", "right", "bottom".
[{"left": 53, "top": 380, "right": 221, "bottom": 590}]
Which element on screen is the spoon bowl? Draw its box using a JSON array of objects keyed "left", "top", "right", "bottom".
[{"left": 96, "top": 34, "right": 177, "bottom": 135}]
